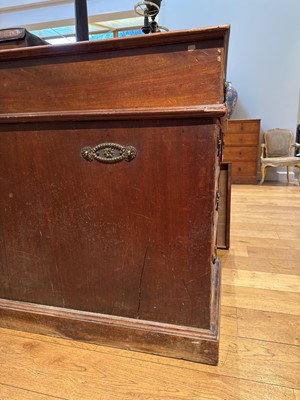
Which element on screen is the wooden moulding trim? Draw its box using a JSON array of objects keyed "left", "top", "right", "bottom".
[
  {"left": 0, "top": 25, "right": 230, "bottom": 61},
  {"left": 0, "top": 297, "right": 219, "bottom": 364},
  {"left": 0, "top": 105, "right": 227, "bottom": 124},
  {"left": 210, "top": 258, "right": 221, "bottom": 337},
  {"left": 0, "top": 298, "right": 217, "bottom": 341}
]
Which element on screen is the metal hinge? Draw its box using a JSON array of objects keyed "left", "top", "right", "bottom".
[
  {"left": 212, "top": 246, "right": 218, "bottom": 264},
  {"left": 216, "top": 191, "right": 220, "bottom": 211},
  {"left": 217, "top": 136, "right": 223, "bottom": 157}
]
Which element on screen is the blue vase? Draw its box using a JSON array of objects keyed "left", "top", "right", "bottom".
[{"left": 225, "top": 82, "right": 238, "bottom": 119}]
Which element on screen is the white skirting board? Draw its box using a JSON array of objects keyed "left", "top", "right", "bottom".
[{"left": 257, "top": 167, "right": 299, "bottom": 182}]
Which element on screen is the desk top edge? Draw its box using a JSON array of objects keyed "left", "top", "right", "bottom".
[
  {"left": 0, "top": 105, "right": 227, "bottom": 124},
  {"left": 0, "top": 25, "right": 230, "bottom": 62}
]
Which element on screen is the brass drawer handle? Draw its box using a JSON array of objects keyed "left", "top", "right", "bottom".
[{"left": 81, "top": 143, "right": 137, "bottom": 164}]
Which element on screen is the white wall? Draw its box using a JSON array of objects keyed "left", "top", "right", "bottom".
[
  {"left": 0, "top": 0, "right": 300, "bottom": 132},
  {"left": 2, "top": 0, "right": 299, "bottom": 136},
  {"left": 0, "top": 1, "right": 136, "bottom": 30},
  {"left": 1, "top": 0, "right": 300, "bottom": 136},
  {"left": 160, "top": 0, "right": 300, "bottom": 135}
]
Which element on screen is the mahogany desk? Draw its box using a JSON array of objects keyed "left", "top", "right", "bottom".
[{"left": 0, "top": 26, "right": 229, "bottom": 364}]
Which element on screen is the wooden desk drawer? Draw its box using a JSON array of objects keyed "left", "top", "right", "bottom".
[
  {"left": 227, "top": 120, "right": 260, "bottom": 134},
  {"left": 224, "top": 133, "right": 258, "bottom": 146},
  {"left": 231, "top": 161, "right": 257, "bottom": 177},
  {"left": 223, "top": 146, "right": 258, "bottom": 161}
]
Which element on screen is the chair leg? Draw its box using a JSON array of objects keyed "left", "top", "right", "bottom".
[
  {"left": 287, "top": 166, "right": 290, "bottom": 183},
  {"left": 260, "top": 165, "right": 266, "bottom": 184}
]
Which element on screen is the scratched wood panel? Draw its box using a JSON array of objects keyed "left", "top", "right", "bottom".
[
  {"left": 0, "top": 305, "right": 236, "bottom": 356},
  {"left": 0, "top": 118, "right": 216, "bottom": 328}
]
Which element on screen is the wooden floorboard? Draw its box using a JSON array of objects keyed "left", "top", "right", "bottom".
[
  {"left": 0, "top": 330, "right": 296, "bottom": 400},
  {"left": 0, "top": 384, "right": 65, "bottom": 400},
  {"left": 222, "top": 269, "right": 300, "bottom": 292},
  {"left": 1, "top": 184, "right": 299, "bottom": 399},
  {"left": 221, "top": 254, "right": 300, "bottom": 275},
  {"left": 237, "top": 308, "right": 299, "bottom": 346},
  {"left": 222, "top": 285, "right": 299, "bottom": 315}
]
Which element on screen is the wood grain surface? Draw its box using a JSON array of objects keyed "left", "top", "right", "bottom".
[
  {"left": 0, "top": 26, "right": 228, "bottom": 365},
  {"left": 237, "top": 308, "right": 299, "bottom": 345},
  {"left": 0, "top": 118, "right": 217, "bottom": 329},
  {"left": 223, "top": 119, "right": 260, "bottom": 184},
  {"left": 0, "top": 384, "right": 62, "bottom": 400},
  {"left": 0, "top": 329, "right": 296, "bottom": 400},
  {"left": 0, "top": 26, "right": 229, "bottom": 114},
  {"left": 1, "top": 184, "right": 299, "bottom": 399}
]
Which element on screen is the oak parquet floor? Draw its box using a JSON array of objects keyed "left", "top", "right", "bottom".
[{"left": 0, "top": 184, "right": 299, "bottom": 399}]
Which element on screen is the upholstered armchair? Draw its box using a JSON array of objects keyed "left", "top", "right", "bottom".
[{"left": 260, "top": 129, "right": 300, "bottom": 184}]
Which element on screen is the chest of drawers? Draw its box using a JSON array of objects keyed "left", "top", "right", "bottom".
[{"left": 223, "top": 119, "right": 260, "bottom": 183}]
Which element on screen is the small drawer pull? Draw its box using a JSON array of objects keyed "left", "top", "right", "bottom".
[{"left": 81, "top": 143, "right": 137, "bottom": 164}]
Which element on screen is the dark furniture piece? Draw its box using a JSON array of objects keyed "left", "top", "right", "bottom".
[
  {"left": 0, "top": 28, "right": 48, "bottom": 49},
  {"left": 223, "top": 119, "right": 260, "bottom": 183},
  {"left": 0, "top": 26, "right": 229, "bottom": 365},
  {"left": 217, "top": 162, "right": 232, "bottom": 249}
]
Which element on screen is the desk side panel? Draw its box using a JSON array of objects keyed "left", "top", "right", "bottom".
[
  {"left": 0, "top": 118, "right": 217, "bottom": 329},
  {"left": 0, "top": 39, "right": 225, "bottom": 113}
]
